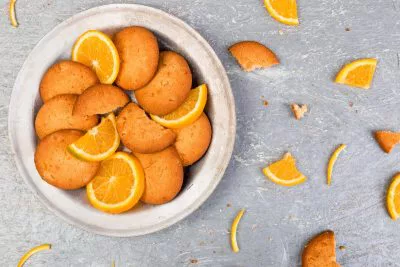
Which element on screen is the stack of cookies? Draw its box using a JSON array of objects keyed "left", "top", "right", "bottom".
[{"left": 34, "top": 26, "right": 212, "bottom": 212}]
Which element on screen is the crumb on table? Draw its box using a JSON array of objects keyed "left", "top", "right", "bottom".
[{"left": 291, "top": 103, "right": 308, "bottom": 120}]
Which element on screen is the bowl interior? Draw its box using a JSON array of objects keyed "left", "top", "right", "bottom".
[{"left": 9, "top": 4, "right": 235, "bottom": 236}]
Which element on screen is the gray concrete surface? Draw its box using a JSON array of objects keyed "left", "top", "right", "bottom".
[{"left": 1, "top": 0, "right": 400, "bottom": 266}]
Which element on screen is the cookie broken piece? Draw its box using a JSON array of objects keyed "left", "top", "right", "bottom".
[
  {"left": 302, "top": 230, "right": 341, "bottom": 267},
  {"left": 228, "top": 41, "right": 279, "bottom": 72},
  {"left": 375, "top": 131, "right": 400, "bottom": 153},
  {"left": 291, "top": 103, "right": 308, "bottom": 120}
]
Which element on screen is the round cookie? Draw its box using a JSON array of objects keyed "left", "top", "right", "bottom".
[
  {"left": 73, "top": 84, "right": 130, "bottom": 116},
  {"left": 173, "top": 113, "right": 212, "bottom": 166},
  {"left": 134, "top": 147, "right": 183, "bottom": 205},
  {"left": 34, "top": 130, "right": 100, "bottom": 190},
  {"left": 35, "top": 94, "right": 98, "bottom": 139},
  {"left": 114, "top": 26, "right": 159, "bottom": 90},
  {"left": 40, "top": 60, "right": 98, "bottom": 102},
  {"left": 135, "top": 51, "right": 192, "bottom": 116},
  {"left": 116, "top": 103, "right": 176, "bottom": 153}
]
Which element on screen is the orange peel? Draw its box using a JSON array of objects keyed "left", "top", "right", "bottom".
[
  {"left": 327, "top": 144, "right": 346, "bottom": 186},
  {"left": 18, "top": 244, "right": 51, "bottom": 267},
  {"left": 230, "top": 209, "right": 245, "bottom": 253},
  {"left": 9, "top": 0, "right": 18, "bottom": 28}
]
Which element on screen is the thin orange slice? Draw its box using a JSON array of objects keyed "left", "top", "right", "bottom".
[
  {"left": 86, "top": 152, "right": 145, "bottom": 214},
  {"left": 327, "top": 144, "right": 346, "bottom": 186},
  {"left": 68, "top": 113, "right": 119, "bottom": 162},
  {"left": 18, "top": 244, "right": 51, "bottom": 267},
  {"left": 264, "top": 0, "right": 299, "bottom": 26},
  {"left": 72, "top": 30, "right": 120, "bottom": 84},
  {"left": 375, "top": 131, "right": 400, "bottom": 153},
  {"left": 9, "top": 0, "right": 18, "bottom": 27},
  {"left": 335, "top": 58, "right": 377, "bottom": 89},
  {"left": 387, "top": 173, "right": 400, "bottom": 220},
  {"left": 263, "top": 152, "right": 306, "bottom": 186},
  {"left": 150, "top": 84, "right": 208, "bottom": 129},
  {"left": 231, "top": 209, "right": 245, "bottom": 253}
]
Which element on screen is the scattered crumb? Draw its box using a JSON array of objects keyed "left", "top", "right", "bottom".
[
  {"left": 345, "top": 28, "right": 351, "bottom": 32},
  {"left": 199, "top": 241, "right": 205, "bottom": 246},
  {"left": 190, "top": 259, "right": 199, "bottom": 264},
  {"left": 227, "top": 203, "right": 231, "bottom": 207},
  {"left": 213, "top": 250, "right": 216, "bottom": 254},
  {"left": 251, "top": 224, "right": 258, "bottom": 230},
  {"left": 278, "top": 29, "right": 284, "bottom": 35},
  {"left": 348, "top": 101, "right": 354, "bottom": 107},
  {"left": 339, "top": 245, "right": 346, "bottom": 251},
  {"left": 262, "top": 100, "right": 269, "bottom": 107},
  {"left": 291, "top": 103, "right": 308, "bottom": 120}
]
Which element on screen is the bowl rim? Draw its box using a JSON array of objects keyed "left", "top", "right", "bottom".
[{"left": 8, "top": 3, "right": 236, "bottom": 237}]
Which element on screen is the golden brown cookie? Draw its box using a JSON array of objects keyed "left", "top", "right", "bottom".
[
  {"left": 302, "top": 230, "right": 341, "bottom": 267},
  {"left": 114, "top": 26, "right": 159, "bottom": 90},
  {"left": 35, "top": 94, "right": 98, "bottom": 139},
  {"left": 73, "top": 84, "right": 130, "bottom": 116},
  {"left": 173, "top": 113, "right": 212, "bottom": 166},
  {"left": 34, "top": 130, "right": 100, "bottom": 190},
  {"left": 40, "top": 60, "right": 98, "bottom": 102},
  {"left": 134, "top": 147, "right": 183, "bottom": 205},
  {"left": 228, "top": 41, "right": 279, "bottom": 72},
  {"left": 135, "top": 51, "right": 192, "bottom": 116},
  {"left": 375, "top": 130, "right": 400, "bottom": 153},
  {"left": 116, "top": 103, "right": 176, "bottom": 153}
]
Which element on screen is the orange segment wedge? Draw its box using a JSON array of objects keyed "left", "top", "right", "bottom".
[
  {"left": 86, "top": 152, "right": 145, "bottom": 214},
  {"left": 263, "top": 152, "right": 306, "bottom": 186},
  {"left": 68, "top": 113, "right": 119, "bottom": 162},
  {"left": 231, "top": 209, "right": 245, "bottom": 253},
  {"left": 327, "top": 144, "right": 346, "bottom": 186},
  {"left": 335, "top": 58, "right": 377, "bottom": 89},
  {"left": 264, "top": 0, "right": 299, "bottom": 26},
  {"left": 150, "top": 84, "right": 208, "bottom": 129},
  {"left": 9, "top": 0, "right": 18, "bottom": 27},
  {"left": 18, "top": 244, "right": 51, "bottom": 267},
  {"left": 72, "top": 30, "right": 120, "bottom": 84},
  {"left": 387, "top": 173, "right": 400, "bottom": 220}
]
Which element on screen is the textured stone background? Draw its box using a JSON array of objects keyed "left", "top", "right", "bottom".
[{"left": 1, "top": 0, "right": 400, "bottom": 266}]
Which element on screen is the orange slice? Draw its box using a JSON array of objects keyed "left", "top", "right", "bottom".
[
  {"left": 72, "top": 30, "right": 120, "bottom": 84},
  {"left": 375, "top": 131, "right": 400, "bottom": 153},
  {"left": 231, "top": 209, "right": 245, "bottom": 253},
  {"left": 264, "top": 0, "right": 299, "bottom": 26},
  {"left": 327, "top": 144, "right": 346, "bottom": 186},
  {"left": 68, "top": 113, "right": 119, "bottom": 162},
  {"left": 86, "top": 152, "right": 145, "bottom": 214},
  {"left": 9, "top": 0, "right": 18, "bottom": 27},
  {"left": 387, "top": 173, "right": 400, "bottom": 220},
  {"left": 150, "top": 84, "right": 208, "bottom": 129},
  {"left": 335, "top": 58, "right": 377, "bottom": 89},
  {"left": 263, "top": 152, "right": 306, "bottom": 186},
  {"left": 18, "top": 244, "right": 51, "bottom": 267}
]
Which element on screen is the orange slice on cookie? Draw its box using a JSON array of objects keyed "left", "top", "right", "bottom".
[
  {"left": 86, "top": 152, "right": 145, "bottom": 214},
  {"left": 263, "top": 152, "right": 306, "bottom": 186},
  {"left": 264, "top": 0, "right": 299, "bottom": 26},
  {"left": 72, "top": 30, "right": 120, "bottom": 84},
  {"left": 150, "top": 84, "right": 208, "bottom": 129},
  {"left": 335, "top": 58, "right": 377, "bottom": 89}
]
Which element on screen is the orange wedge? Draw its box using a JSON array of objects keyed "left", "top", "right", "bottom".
[
  {"left": 327, "top": 144, "right": 346, "bottom": 186},
  {"left": 231, "top": 209, "right": 245, "bottom": 253},
  {"left": 264, "top": 0, "right": 299, "bottom": 26},
  {"left": 86, "top": 152, "right": 145, "bottom": 214},
  {"left": 68, "top": 113, "right": 119, "bottom": 162},
  {"left": 72, "top": 30, "right": 120, "bottom": 84},
  {"left": 263, "top": 152, "right": 306, "bottom": 186},
  {"left": 375, "top": 131, "right": 400, "bottom": 153},
  {"left": 335, "top": 58, "right": 377, "bottom": 89},
  {"left": 9, "top": 0, "right": 18, "bottom": 27},
  {"left": 18, "top": 244, "right": 51, "bottom": 267},
  {"left": 387, "top": 173, "right": 400, "bottom": 220},
  {"left": 150, "top": 84, "right": 208, "bottom": 129}
]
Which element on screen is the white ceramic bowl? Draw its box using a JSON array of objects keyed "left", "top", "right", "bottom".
[{"left": 8, "top": 4, "right": 235, "bottom": 236}]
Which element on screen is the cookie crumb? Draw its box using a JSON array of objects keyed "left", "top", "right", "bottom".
[
  {"left": 190, "top": 259, "right": 198, "bottom": 264},
  {"left": 262, "top": 100, "right": 269, "bottom": 107},
  {"left": 227, "top": 203, "right": 231, "bottom": 207},
  {"left": 345, "top": 28, "right": 351, "bottom": 32},
  {"left": 278, "top": 29, "right": 284, "bottom": 35},
  {"left": 349, "top": 101, "right": 354, "bottom": 107},
  {"left": 339, "top": 245, "right": 346, "bottom": 251},
  {"left": 291, "top": 103, "right": 308, "bottom": 120}
]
